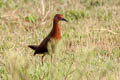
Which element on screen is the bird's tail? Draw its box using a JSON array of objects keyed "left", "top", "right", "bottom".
[{"left": 28, "top": 45, "right": 38, "bottom": 50}]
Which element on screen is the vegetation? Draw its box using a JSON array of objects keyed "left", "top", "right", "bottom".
[{"left": 0, "top": 0, "right": 120, "bottom": 80}]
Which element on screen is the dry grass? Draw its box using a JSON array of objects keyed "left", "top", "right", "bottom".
[{"left": 0, "top": 0, "right": 120, "bottom": 80}]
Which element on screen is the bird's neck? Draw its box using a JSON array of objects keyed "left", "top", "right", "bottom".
[{"left": 51, "top": 19, "right": 61, "bottom": 40}]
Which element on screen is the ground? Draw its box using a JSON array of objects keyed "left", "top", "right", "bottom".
[{"left": 0, "top": 0, "right": 120, "bottom": 80}]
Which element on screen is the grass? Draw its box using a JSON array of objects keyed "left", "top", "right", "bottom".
[{"left": 0, "top": 0, "right": 120, "bottom": 80}]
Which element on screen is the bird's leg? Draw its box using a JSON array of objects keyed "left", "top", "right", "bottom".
[
  {"left": 51, "top": 54, "right": 53, "bottom": 64},
  {"left": 41, "top": 54, "right": 46, "bottom": 65}
]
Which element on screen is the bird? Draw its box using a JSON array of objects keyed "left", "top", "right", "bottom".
[{"left": 28, "top": 14, "right": 68, "bottom": 64}]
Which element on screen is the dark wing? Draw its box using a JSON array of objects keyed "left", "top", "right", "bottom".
[{"left": 34, "top": 35, "right": 51, "bottom": 54}]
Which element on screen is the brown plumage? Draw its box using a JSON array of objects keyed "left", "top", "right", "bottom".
[{"left": 28, "top": 14, "right": 68, "bottom": 64}]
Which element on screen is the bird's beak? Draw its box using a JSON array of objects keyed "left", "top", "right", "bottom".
[{"left": 61, "top": 18, "right": 68, "bottom": 22}]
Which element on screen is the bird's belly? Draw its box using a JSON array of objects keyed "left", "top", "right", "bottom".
[{"left": 47, "top": 38, "right": 61, "bottom": 54}]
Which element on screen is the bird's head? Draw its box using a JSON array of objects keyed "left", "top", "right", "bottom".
[{"left": 54, "top": 14, "right": 68, "bottom": 22}]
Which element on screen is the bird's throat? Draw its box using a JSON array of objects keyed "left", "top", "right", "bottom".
[{"left": 52, "top": 20, "right": 61, "bottom": 40}]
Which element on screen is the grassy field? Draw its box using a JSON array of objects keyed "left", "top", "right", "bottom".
[{"left": 0, "top": 0, "right": 120, "bottom": 80}]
